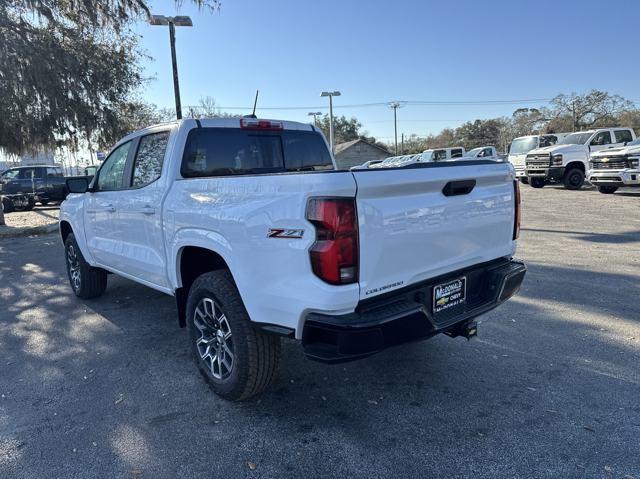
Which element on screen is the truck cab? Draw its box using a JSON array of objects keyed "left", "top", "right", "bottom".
[
  {"left": 524, "top": 128, "right": 636, "bottom": 189},
  {"left": 588, "top": 136, "right": 640, "bottom": 194}
]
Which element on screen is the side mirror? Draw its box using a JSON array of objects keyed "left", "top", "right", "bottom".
[{"left": 66, "top": 177, "right": 90, "bottom": 194}]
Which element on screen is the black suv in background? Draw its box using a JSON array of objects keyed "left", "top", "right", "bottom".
[{"left": 0, "top": 165, "right": 68, "bottom": 205}]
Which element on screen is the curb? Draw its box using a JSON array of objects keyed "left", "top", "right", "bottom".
[{"left": 0, "top": 222, "right": 58, "bottom": 239}]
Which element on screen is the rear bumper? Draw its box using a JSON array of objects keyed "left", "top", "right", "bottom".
[
  {"left": 588, "top": 169, "right": 640, "bottom": 186},
  {"left": 302, "top": 258, "right": 526, "bottom": 363}
]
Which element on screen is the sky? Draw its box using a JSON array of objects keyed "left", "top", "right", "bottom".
[{"left": 136, "top": 0, "right": 640, "bottom": 143}]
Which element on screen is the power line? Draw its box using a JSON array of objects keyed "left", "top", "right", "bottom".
[{"left": 183, "top": 97, "right": 554, "bottom": 112}]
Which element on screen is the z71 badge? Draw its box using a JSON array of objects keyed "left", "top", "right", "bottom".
[{"left": 267, "top": 228, "right": 305, "bottom": 239}]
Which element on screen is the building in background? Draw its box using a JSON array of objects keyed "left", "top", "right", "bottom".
[
  {"left": 333, "top": 139, "right": 390, "bottom": 170},
  {"left": 20, "top": 150, "right": 56, "bottom": 166}
]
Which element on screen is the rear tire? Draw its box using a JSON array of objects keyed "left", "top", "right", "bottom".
[
  {"left": 64, "top": 233, "right": 107, "bottom": 299},
  {"left": 597, "top": 185, "right": 618, "bottom": 194},
  {"left": 529, "top": 178, "right": 545, "bottom": 188},
  {"left": 186, "top": 270, "right": 281, "bottom": 401},
  {"left": 563, "top": 168, "right": 584, "bottom": 190}
]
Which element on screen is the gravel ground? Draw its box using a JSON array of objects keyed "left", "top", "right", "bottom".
[
  {"left": 0, "top": 184, "right": 639, "bottom": 479},
  {"left": 1, "top": 206, "right": 59, "bottom": 229}
]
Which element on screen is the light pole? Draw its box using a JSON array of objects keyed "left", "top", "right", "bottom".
[
  {"left": 149, "top": 15, "right": 193, "bottom": 120},
  {"left": 308, "top": 111, "right": 322, "bottom": 126},
  {"left": 389, "top": 101, "right": 402, "bottom": 155},
  {"left": 320, "top": 91, "right": 341, "bottom": 153}
]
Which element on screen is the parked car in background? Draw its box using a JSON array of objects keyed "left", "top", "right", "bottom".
[
  {"left": 588, "top": 137, "right": 640, "bottom": 194},
  {"left": 524, "top": 128, "right": 636, "bottom": 189},
  {"left": 508, "top": 133, "right": 568, "bottom": 183},
  {"left": 460, "top": 146, "right": 499, "bottom": 161},
  {"left": 60, "top": 118, "right": 525, "bottom": 401},
  {"left": 367, "top": 147, "right": 466, "bottom": 169},
  {"left": 0, "top": 165, "right": 68, "bottom": 205}
]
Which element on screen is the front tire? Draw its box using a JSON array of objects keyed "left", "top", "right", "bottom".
[
  {"left": 2, "top": 197, "right": 14, "bottom": 213},
  {"left": 186, "top": 270, "right": 281, "bottom": 401},
  {"left": 563, "top": 168, "right": 585, "bottom": 190},
  {"left": 529, "top": 177, "right": 545, "bottom": 188},
  {"left": 597, "top": 185, "right": 618, "bottom": 194},
  {"left": 64, "top": 233, "right": 107, "bottom": 299},
  {"left": 519, "top": 177, "right": 529, "bottom": 185}
]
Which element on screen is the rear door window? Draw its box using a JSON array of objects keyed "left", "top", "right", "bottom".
[
  {"left": 181, "top": 128, "right": 333, "bottom": 177},
  {"left": 614, "top": 129, "right": 633, "bottom": 143},
  {"left": 131, "top": 131, "right": 170, "bottom": 187},
  {"left": 450, "top": 148, "right": 463, "bottom": 158},
  {"left": 47, "top": 167, "right": 63, "bottom": 177}
]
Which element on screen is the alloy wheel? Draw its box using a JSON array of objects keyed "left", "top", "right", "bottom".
[
  {"left": 67, "top": 244, "right": 81, "bottom": 291},
  {"left": 193, "top": 297, "right": 234, "bottom": 380}
]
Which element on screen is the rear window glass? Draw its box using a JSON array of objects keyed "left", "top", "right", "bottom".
[
  {"left": 181, "top": 128, "right": 333, "bottom": 177},
  {"left": 614, "top": 129, "right": 633, "bottom": 143}
]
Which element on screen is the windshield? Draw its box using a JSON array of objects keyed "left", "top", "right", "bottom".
[
  {"left": 464, "top": 147, "right": 482, "bottom": 157},
  {"left": 509, "top": 137, "right": 538, "bottom": 155},
  {"left": 1, "top": 169, "right": 20, "bottom": 180},
  {"left": 559, "top": 132, "right": 592, "bottom": 145}
]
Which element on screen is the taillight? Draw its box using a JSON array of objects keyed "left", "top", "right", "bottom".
[
  {"left": 239, "top": 118, "right": 283, "bottom": 130},
  {"left": 306, "top": 197, "right": 358, "bottom": 285},
  {"left": 513, "top": 180, "right": 521, "bottom": 240}
]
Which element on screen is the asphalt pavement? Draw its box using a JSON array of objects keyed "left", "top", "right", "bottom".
[{"left": 1, "top": 184, "right": 639, "bottom": 478}]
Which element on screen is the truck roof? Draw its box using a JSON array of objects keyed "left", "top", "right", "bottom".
[{"left": 113, "top": 118, "right": 319, "bottom": 154}]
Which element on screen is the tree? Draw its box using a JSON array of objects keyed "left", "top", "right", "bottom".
[
  {"left": 186, "top": 96, "right": 241, "bottom": 119},
  {"left": 0, "top": 0, "right": 218, "bottom": 156},
  {"left": 455, "top": 119, "right": 507, "bottom": 150},
  {"left": 315, "top": 115, "right": 363, "bottom": 144},
  {"left": 544, "top": 90, "right": 634, "bottom": 131}
]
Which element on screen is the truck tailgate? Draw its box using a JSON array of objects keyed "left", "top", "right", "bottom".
[{"left": 352, "top": 162, "right": 516, "bottom": 300}]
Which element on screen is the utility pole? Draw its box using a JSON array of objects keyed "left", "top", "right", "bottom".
[
  {"left": 389, "top": 102, "right": 402, "bottom": 155},
  {"left": 150, "top": 15, "right": 193, "bottom": 120},
  {"left": 401, "top": 133, "right": 404, "bottom": 155},
  {"left": 320, "top": 91, "right": 341, "bottom": 153},
  {"left": 307, "top": 111, "right": 322, "bottom": 126}
]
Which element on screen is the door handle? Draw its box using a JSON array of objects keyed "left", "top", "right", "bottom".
[
  {"left": 140, "top": 206, "right": 156, "bottom": 215},
  {"left": 103, "top": 204, "right": 116, "bottom": 213},
  {"left": 442, "top": 179, "right": 476, "bottom": 196}
]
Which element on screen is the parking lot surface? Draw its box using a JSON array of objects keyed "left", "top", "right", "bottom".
[{"left": 1, "top": 185, "right": 639, "bottom": 478}]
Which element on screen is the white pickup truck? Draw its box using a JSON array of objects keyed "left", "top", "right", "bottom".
[
  {"left": 508, "top": 134, "right": 567, "bottom": 183},
  {"left": 524, "top": 128, "right": 636, "bottom": 189},
  {"left": 60, "top": 118, "right": 526, "bottom": 400},
  {"left": 460, "top": 146, "right": 498, "bottom": 161},
  {"left": 588, "top": 137, "right": 640, "bottom": 194}
]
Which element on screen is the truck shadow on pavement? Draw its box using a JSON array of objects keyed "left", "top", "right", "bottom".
[
  {"left": 521, "top": 227, "right": 640, "bottom": 245},
  {"left": 0, "top": 234, "right": 639, "bottom": 478}
]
